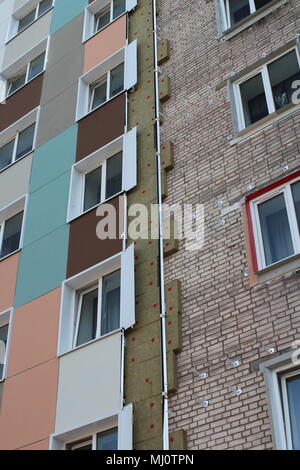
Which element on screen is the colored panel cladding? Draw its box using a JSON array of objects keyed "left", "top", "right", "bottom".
[
  {"left": 0, "top": 74, "right": 43, "bottom": 132},
  {"left": 55, "top": 332, "right": 121, "bottom": 435},
  {"left": 21, "top": 439, "right": 50, "bottom": 450},
  {"left": 0, "top": 359, "right": 58, "bottom": 450},
  {"left": 14, "top": 225, "right": 69, "bottom": 308},
  {"left": 7, "top": 289, "right": 61, "bottom": 378},
  {"left": 76, "top": 93, "right": 126, "bottom": 161},
  {"left": 67, "top": 195, "right": 123, "bottom": 278},
  {"left": 83, "top": 15, "right": 127, "bottom": 73},
  {"left": 0, "top": 252, "right": 19, "bottom": 313},
  {"left": 50, "top": 0, "right": 88, "bottom": 34},
  {"left": 30, "top": 125, "right": 78, "bottom": 193},
  {"left": 0, "top": 154, "right": 32, "bottom": 212}
]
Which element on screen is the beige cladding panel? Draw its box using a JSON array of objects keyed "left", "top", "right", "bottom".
[
  {"left": 55, "top": 332, "right": 122, "bottom": 435},
  {"left": 0, "top": 154, "right": 32, "bottom": 210}
]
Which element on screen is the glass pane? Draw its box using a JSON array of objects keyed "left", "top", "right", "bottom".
[
  {"left": 110, "top": 63, "right": 124, "bottom": 98},
  {"left": 38, "top": 0, "right": 53, "bottom": 17},
  {"left": 97, "top": 429, "right": 118, "bottom": 450},
  {"left": 0, "top": 211, "right": 23, "bottom": 259},
  {"left": 0, "top": 324, "right": 9, "bottom": 380},
  {"left": 28, "top": 52, "right": 45, "bottom": 81},
  {"left": 106, "top": 152, "right": 122, "bottom": 199},
  {"left": 258, "top": 194, "right": 294, "bottom": 266},
  {"left": 291, "top": 181, "right": 300, "bottom": 232},
  {"left": 18, "top": 10, "right": 36, "bottom": 33},
  {"left": 0, "top": 140, "right": 15, "bottom": 171},
  {"left": 240, "top": 73, "right": 268, "bottom": 126},
  {"left": 91, "top": 80, "right": 107, "bottom": 110},
  {"left": 15, "top": 124, "right": 35, "bottom": 160},
  {"left": 8, "top": 73, "right": 26, "bottom": 96},
  {"left": 228, "top": 0, "right": 250, "bottom": 26},
  {"left": 95, "top": 6, "right": 111, "bottom": 32},
  {"left": 76, "top": 288, "right": 98, "bottom": 347},
  {"left": 286, "top": 374, "right": 300, "bottom": 450},
  {"left": 113, "top": 0, "right": 126, "bottom": 19},
  {"left": 101, "top": 270, "right": 120, "bottom": 336},
  {"left": 68, "top": 439, "right": 93, "bottom": 451},
  {"left": 255, "top": 0, "right": 274, "bottom": 10},
  {"left": 268, "top": 50, "right": 300, "bottom": 110},
  {"left": 83, "top": 166, "right": 102, "bottom": 212}
]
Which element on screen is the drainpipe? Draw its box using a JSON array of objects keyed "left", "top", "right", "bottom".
[{"left": 151, "top": 0, "right": 169, "bottom": 451}]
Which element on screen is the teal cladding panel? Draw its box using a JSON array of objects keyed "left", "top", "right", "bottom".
[{"left": 51, "top": 0, "right": 88, "bottom": 34}]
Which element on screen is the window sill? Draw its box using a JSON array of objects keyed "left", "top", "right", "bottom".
[
  {"left": 256, "top": 252, "right": 300, "bottom": 285},
  {"left": 4, "top": 71, "right": 45, "bottom": 101},
  {"left": 5, "top": 7, "right": 54, "bottom": 45},
  {"left": 83, "top": 12, "right": 126, "bottom": 44},
  {"left": 221, "top": 0, "right": 288, "bottom": 41},
  {"left": 67, "top": 190, "right": 124, "bottom": 224},
  {"left": 77, "top": 89, "right": 125, "bottom": 122},
  {"left": 58, "top": 328, "right": 122, "bottom": 359},
  {"left": 230, "top": 102, "right": 300, "bottom": 145},
  {"left": 0, "top": 149, "right": 34, "bottom": 176},
  {"left": 0, "top": 248, "right": 21, "bottom": 263}
]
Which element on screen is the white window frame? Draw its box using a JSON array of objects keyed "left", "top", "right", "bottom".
[
  {"left": 0, "top": 195, "right": 28, "bottom": 261},
  {"left": 67, "top": 427, "right": 118, "bottom": 450},
  {"left": 0, "top": 308, "right": 14, "bottom": 382},
  {"left": 7, "top": 0, "right": 54, "bottom": 42},
  {"left": 250, "top": 175, "right": 300, "bottom": 270},
  {"left": 83, "top": 0, "right": 137, "bottom": 42},
  {"left": 58, "top": 245, "right": 135, "bottom": 356},
  {"left": 0, "top": 125, "right": 36, "bottom": 172},
  {"left": 73, "top": 269, "right": 121, "bottom": 348},
  {"left": 89, "top": 65, "right": 124, "bottom": 112},
  {"left": 281, "top": 369, "right": 300, "bottom": 450},
  {"left": 50, "top": 404, "right": 133, "bottom": 450},
  {"left": 0, "top": 108, "right": 39, "bottom": 173},
  {"left": 67, "top": 128, "right": 137, "bottom": 222},
  {"left": 7, "top": 52, "right": 46, "bottom": 98},
  {"left": 233, "top": 47, "right": 300, "bottom": 131}
]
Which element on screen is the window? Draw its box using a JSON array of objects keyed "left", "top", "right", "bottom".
[
  {"left": 74, "top": 270, "right": 121, "bottom": 347},
  {"left": 220, "top": 0, "right": 275, "bottom": 30},
  {"left": 0, "top": 211, "right": 24, "bottom": 259},
  {"left": 83, "top": 151, "right": 122, "bottom": 213},
  {"left": 281, "top": 370, "right": 300, "bottom": 450},
  {"left": 17, "top": 0, "right": 53, "bottom": 34},
  {"left": 7, "top": 52, "right": 45, "bottom": 96},
  {"left": 250, "top": 176, "right": 300, "bottom": 269},
  {"left": 0, "top": 124, "right": 35, "bottom": 172},
  {"left": 90, "top": 63, "right": 124, "bottom": 112},
  {"left": 234, "top": 49, "right": 300, "bottom": 130},
  {"left": 0, "top": 310, "right": 11, "bottom": 382},
  {"left": 94, "top": 0, "right": 126, "bottom": 33},
  {"left": 67, "top": 428, "right": 118, "bottom": 451}
]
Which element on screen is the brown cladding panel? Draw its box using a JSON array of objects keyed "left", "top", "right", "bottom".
[
  {"left": 0, "top": 74, "right": 44, "bottom": 132},
  {"left": 76, "top": 93, "right": 125, "bottom": 161},
  {"left": 67, "top": 195, "right": 124, "bottom": 278}
]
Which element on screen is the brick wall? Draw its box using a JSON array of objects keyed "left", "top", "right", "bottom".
[{"left": 158, "top": 0, "right": 300, "bottom": 450}]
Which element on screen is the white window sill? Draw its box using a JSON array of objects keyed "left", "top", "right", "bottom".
[
  {"left": 256, "top": 252, "right": 300, "bottom": 285},
  {"left": 221, "top": 0, "right": 288, "bottom": 41},
  {"left": 5, "top": 8, "right": 54, "bottom": 45},
  {"left": 58, "top": 328, "right": 122, "bottom": 359},
  {"left": 4, "top": 70, "right": 45, "bottom": 101},
  {"left": 0, "top": 247, "right": 21, "bottom": 263},
  {"left": 77, "top": 89, "right": 125, "bottom": 122},
  {"left": 0, "top": 149, "right": 34, "bottom": 175},
  {"left": 67, "top": 190, "right": 124, "bottom": 224},
  {"left": 230, "top": 103, "right": 300, "bottom": 145},
  {"left": 83, "top": 12, "right": 126, "bottom": 44}
]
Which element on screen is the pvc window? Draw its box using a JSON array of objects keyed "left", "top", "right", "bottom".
[
  {"left": 281, "top": 370, "right": 300, "bottom": 450},
  {"left": 67, "top": 428, "right": 118, "bottom": 451},
  {"left": 0, "top": 211, "right": 24, "bottom": 260},
  {"left": 220, "top": 0, "right": 273, "bottom": 30},
  {"left": 0, "top": 124, "right": 36, "bottom": 172},
  {"left": 0, "top": 310, "right": 12, "bottom": 382},
  {"left": 90, "top": 63, "right": 124, "bottom": 112},
  {"left": 234, "top": 48, "right": 300, "bottom": 130},
  {"left": 74, "top": 270, "right": 121, "bottom": 348},
  {"left": 94, "top": 0, "right": 125, "bottom": 33},
  {"left": 250, "top": 176, "right": 300, "bottom": 270},
  {"left": 7, "top": 52, "right": 46, "bottom": 97},
  {"left": 17, "top": 0, "right": 53, "bottom": 34}
]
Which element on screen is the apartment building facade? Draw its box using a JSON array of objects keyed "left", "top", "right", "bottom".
[{"left": 0, "top": 0, "right": 299, "bottom": 451}]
